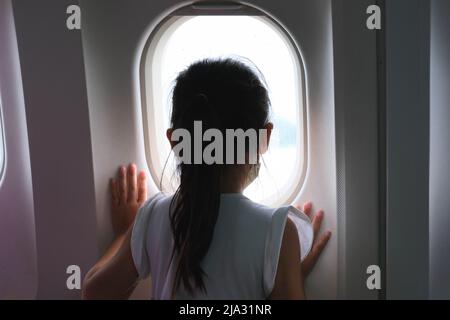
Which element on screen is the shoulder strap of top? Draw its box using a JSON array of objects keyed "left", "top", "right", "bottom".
[{"left": 263, "top": 205, "right": 313, "bottom": 296}]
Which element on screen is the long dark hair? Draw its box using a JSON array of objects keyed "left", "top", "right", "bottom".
[{"left": 169, "top": 58, "right": 270, "bottom": 295}]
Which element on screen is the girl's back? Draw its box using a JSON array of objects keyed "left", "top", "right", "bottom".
[{"left": 131, "top": 192, "right": 313, "bottom": 299}]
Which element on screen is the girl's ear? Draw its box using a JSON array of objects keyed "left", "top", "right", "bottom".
[
  {"left": 166, "top": 128, "right": 176, "bottom": 149},
  {"left": 259, "top": 122, "right": 273, "bottom": 154}
]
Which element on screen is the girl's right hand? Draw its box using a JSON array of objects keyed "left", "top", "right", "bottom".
[
  {"left": 110, "top": 163, "right": 148, "bottom": 237},
  {"left": 295, "top": 202, "right": 332, "bottom": 278}
]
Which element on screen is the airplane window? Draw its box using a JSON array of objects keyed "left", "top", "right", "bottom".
[
  {"left": 0, "top": 96, "right": 4, "bottom": 181},
  {"left": 141, "top": 15, "right": 307, "bottom": 206}
]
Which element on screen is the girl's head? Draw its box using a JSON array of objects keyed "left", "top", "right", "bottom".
[{"left": 167, "top": 58, "right": 273, "bottom": 294}]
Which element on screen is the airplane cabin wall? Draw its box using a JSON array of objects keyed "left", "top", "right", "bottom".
[
  {"left": 332, "top": 0, "right": 380, "bottom": 299},
  {"left": 385, "top": 0, "right": 430, "bottom": 299},
  {"left": 11, "top": 0, "right": 99, "bottom": 299},
  {"left": 429, "top": 0, "right": 450, "bottom": 300},
  {"left": 0, "top": 0, "right": 38, "bottom": 299}
]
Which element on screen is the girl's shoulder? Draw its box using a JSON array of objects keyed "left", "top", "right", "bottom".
[
  {"left": 240, "top": 197, "right": 314, "bottom": 262},
  {"left": 139, "top": 191, "right": 173, "bottom": 212}
]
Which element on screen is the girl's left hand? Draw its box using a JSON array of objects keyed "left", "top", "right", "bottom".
[
  {"left": 110, "top": 163, "right": 148, "bottom": 236},
  {"left": 295, "top": 202, "right": 331, "bottom": 277}
]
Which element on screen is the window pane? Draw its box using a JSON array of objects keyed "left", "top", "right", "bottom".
[{"left": 144, "top": 15, "right": 306, "bottom": 206}]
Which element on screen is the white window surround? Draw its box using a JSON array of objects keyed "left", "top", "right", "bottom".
[{"left": 140, "top": 10, "right": 308, "bottom": 206}]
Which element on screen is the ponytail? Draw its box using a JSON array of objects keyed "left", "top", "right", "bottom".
[{"left": 170, "top": 93, "right": 222, "bottom": 294}]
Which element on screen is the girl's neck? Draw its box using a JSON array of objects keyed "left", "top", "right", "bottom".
[
  {"left": 220, "top": 165, "right": 252, "bottom": 193},
  {"left": 220, "top": 178, "right": 244, "bottom": 193}
]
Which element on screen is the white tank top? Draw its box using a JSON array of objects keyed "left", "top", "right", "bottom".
[{"left": 130, "top": 192, "right": 313, "bottom": 299}]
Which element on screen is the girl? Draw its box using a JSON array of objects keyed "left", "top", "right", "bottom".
[{"left": 82, "top": 58, "right": 331, "bottom": 299}]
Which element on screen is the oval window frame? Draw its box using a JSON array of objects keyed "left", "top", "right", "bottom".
[{"left": 138, "top": 1, "right": 308, "bottom": 206}]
